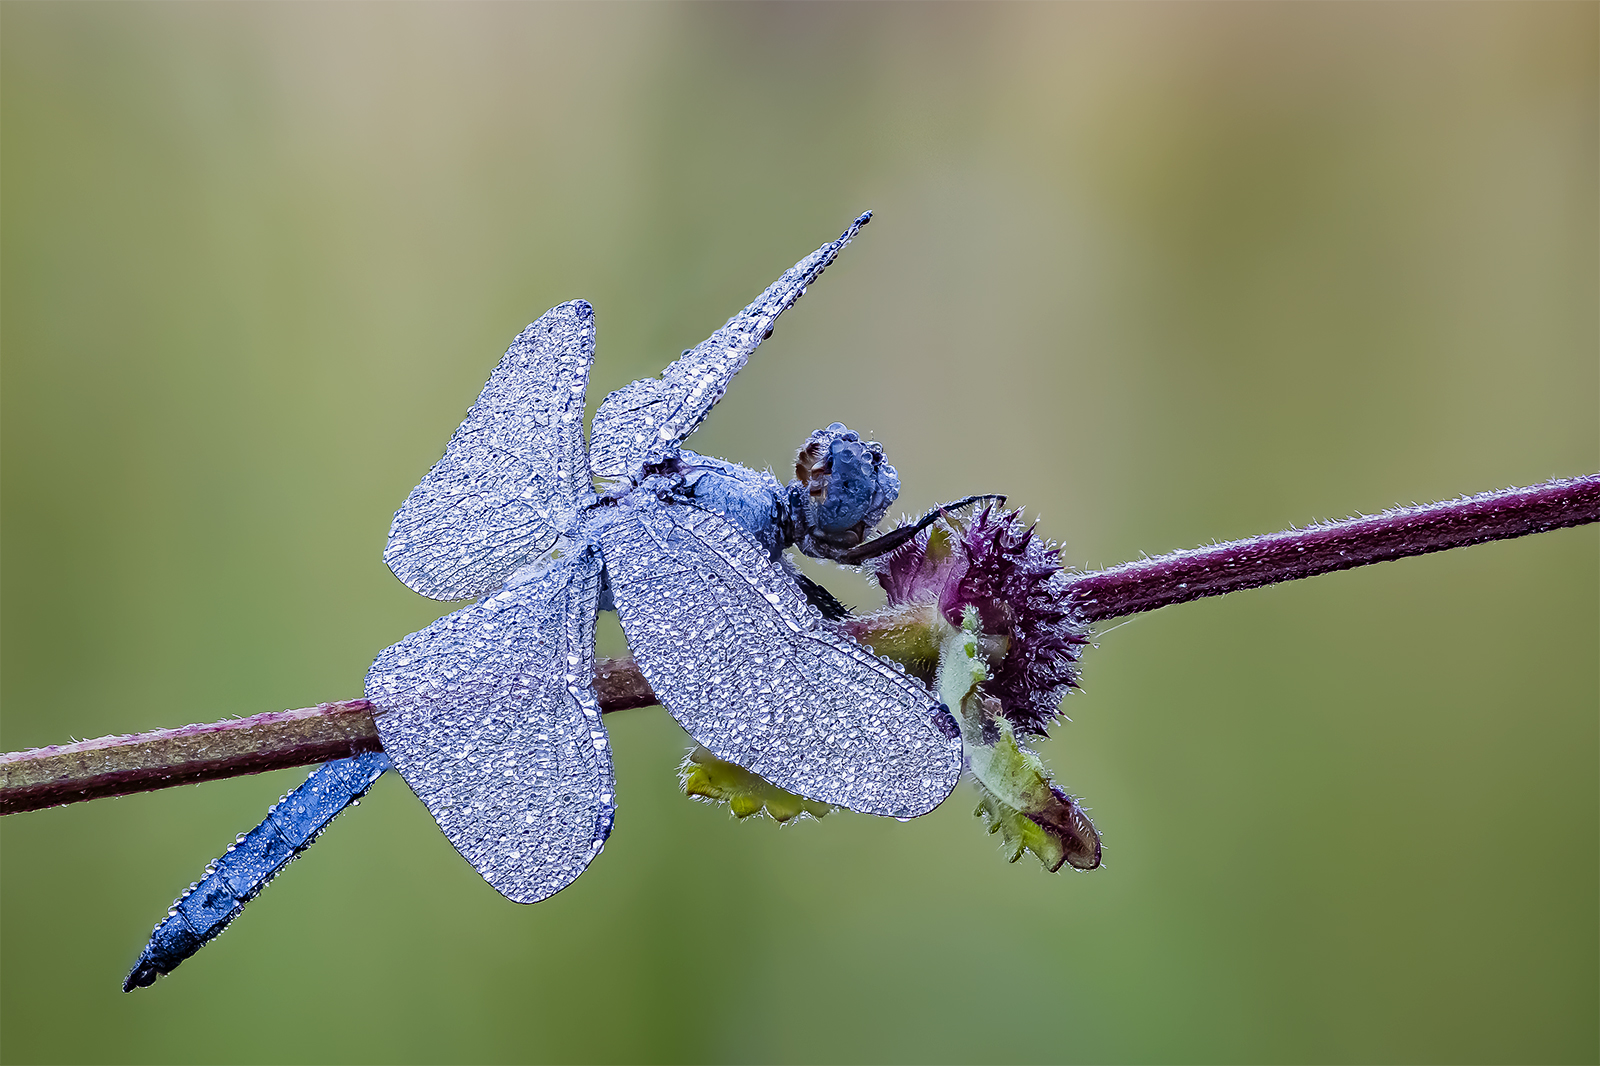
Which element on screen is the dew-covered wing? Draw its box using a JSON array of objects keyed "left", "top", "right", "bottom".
[
  {"left": 598, "top": 493, "right": 961, "bottom": 818},
  {"left": 366, "top": 545, "right": 615, "bottom": 904},
  {"left": 588, "top": 213, "right": 870, "bottom": 484},
  {"left": 385, "top": 301, "right": 596, "bottom": 601}
]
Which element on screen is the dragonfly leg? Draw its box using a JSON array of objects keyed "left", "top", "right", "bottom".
[
  {"left": 837, "top": 495, "right": 1007, "bottom": 565},
  {"left": 790, "top": 569, "right": 853, "bottom": 621},
  {"left": 123, "top": 751, "right": 391, "bottom": 991}
]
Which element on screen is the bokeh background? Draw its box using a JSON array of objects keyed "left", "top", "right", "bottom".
[{"left": 2, "top": 4, "right": 1595, "bottom": 1063}]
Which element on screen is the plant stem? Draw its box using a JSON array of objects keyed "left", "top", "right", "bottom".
[
  {"left": 1062, "top": 473, "right": 1599, "bottom": 623},
  {"left": 0, "top": 659, "right": 657, "bottom": 815},
  {"left": 3, "top": 473, "right": 1594, "bottom": 815}
]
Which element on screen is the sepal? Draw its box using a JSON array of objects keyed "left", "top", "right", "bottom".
[{"left": 937, "top": 610, "right": 1101, "bottom": 871}]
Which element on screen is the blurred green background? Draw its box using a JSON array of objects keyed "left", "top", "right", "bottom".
[{"left": 2, "top": 4, "right": 1595, "bottom": 1063}]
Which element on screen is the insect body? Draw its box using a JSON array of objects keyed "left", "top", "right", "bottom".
[{"left": 127, "top": 213, "right": 966, "bottom": 988}]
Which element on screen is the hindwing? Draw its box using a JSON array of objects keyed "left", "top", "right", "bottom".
[{"left": 366, "top": 545, "right": 615, "bottom": 903}]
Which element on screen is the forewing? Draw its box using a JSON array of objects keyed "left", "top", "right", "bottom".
[
  {"left": 598, "top": 495, "right": 961, "bottom": 818},
  {"left": 589, "top": 213, "right": 870, "bottom": 483},
  {"left": 385, "top": 301, "right": 596, "bottom": 600},
  {"left": 365, "top": 545, "right": 615, "bottom": 903}
]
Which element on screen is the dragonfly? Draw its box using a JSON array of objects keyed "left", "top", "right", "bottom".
[{"left": 126, "top": 212, "right": 985, "bottom": 990}]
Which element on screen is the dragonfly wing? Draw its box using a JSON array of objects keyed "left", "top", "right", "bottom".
[
  {"left": 589, "top": 213, "right": 870, "bottom": 484},
  {"left": 598, "top": 493, "right": 961, "bottom": 818},
  {"left": 385, "top": 301, "right": 596, "bottom": 600},
  {"left": 366, "top": 545, "right": 615, "bottom": 903}
]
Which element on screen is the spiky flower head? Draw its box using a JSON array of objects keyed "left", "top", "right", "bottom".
[{"left": 874, "top": 506, "right": 1089, "bottom": 736}]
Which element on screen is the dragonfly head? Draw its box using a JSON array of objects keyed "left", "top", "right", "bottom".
[{"left": 790, "top": 423, "right": 900, "bottom": 561}]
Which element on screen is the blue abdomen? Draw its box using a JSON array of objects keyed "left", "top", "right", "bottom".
[{"left": 124, "top": 751, "right": 390, "bottom": 991}]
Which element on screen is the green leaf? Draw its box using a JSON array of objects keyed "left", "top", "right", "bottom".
[{"left": 679, "top": 746, "right": 835, "bottom": 823}]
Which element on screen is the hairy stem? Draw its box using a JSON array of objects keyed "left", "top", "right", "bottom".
[
  {"left": 1062, "top": 474, "right": 1598, "bottom": 623},
  {"left": 0, "top": 659, "right": 657, "bottom": 815},
  {"left": 3, "top": 473, "right": 1594, "bottom": 815}
]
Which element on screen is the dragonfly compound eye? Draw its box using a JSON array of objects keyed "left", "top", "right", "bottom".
[{"left": 794, "top": 422, "right": 900, "bottom": 536}]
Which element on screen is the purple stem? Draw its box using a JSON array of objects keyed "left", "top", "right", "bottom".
[
  {"left": 1063, "top": 474, "right": 1599, "bottom": 623},
  {"left": 0, "top": 659, "right": 659, "bottom": 815},
  {"left": 3, "top": 474, "right": 1595, "bottom": 815}
]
